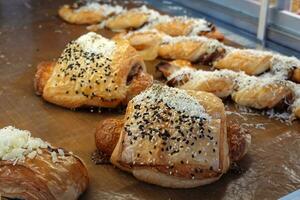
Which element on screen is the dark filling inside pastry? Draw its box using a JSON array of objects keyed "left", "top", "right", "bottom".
[{"left": 126, "top": 63, "right": 143, "bottom": 85}]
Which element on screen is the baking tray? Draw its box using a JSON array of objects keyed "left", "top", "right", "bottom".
[{"left": 0, "top": 0, "right": 299, "bottom": 199}]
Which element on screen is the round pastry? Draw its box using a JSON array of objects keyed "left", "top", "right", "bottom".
[
  {"left": 95, "top": 84, "right": 251, "bottom": 188},
  {"left": 34, "top": 32, "right": 153, "bottom": 109},
  {"left": 58, "top": 1, "right": 123, "bottom": 25},
  {"left": 0, "top": 126, "right": 89, "bottom": 200}
]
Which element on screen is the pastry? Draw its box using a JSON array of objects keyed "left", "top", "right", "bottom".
[
  {"left": 58, "top": 1, "right": 123, "bottom": 25},
  {"left": 232, "top": 76, "right": 293, "bottom": 110},
  {"left": 158, "top": 61, "right": 294, "bottom": 110},
  {"left": 0, "top": 126, "right": 89, "bottom": 200},
  {"left": 95, "top": 84, "right": 251, "bottom": 188},
  {"left": 213, "top": 49, "right": 273, "bottom": 75},
  {"left": 157, "top": 61, "right": 235, "bottom": 98},
  {"left": 114, "top": 30, "right": 163, "bottom": 61},
  {"left": 143, "top": 15, "right": 224, "bottom": 40},
  {"left": 102, "top": 6, "right": 160, "bottom": 31},
  {"left": 34, "top": 32, "right": 153, "bottom": 109},
  {"left": 158, "top": 35, "right": 226, "bottom": 63}
]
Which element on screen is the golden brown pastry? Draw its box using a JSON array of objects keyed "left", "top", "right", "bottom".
[
  {"left": 114, "top": 31, "right": 163, "bottom": 61},
  {"left": 103, "top": 6, "right": 159, "bottom": 31},
  {"left": 292, "top": 68, "right": 300, "bottom": 83},
  {"left": 213, "top": 49, "right": 273, "bottom": 75},
  {"left": 157, "top": 61, "right": 294, "bottom": 110},
  {"left": 145, "top": 16, "right": 224, "bottom": 40},
  {"left": 96, "top": 85, "right": 251, "bottom": 188},
  {"left": 58, "top": 1, "right": 123, "bottom": 25},
  {"left": 157, "top": 61, "right": 235, "bottom": 98},
  {"left": 0, "top": 126, "right": 89, "bottom": 200},
  {"left": 34, "top": 32, "right": 153, "bottom": 109},
  {"left": 158, "top": 36, "right": 226, "bottom": 63},
  {"left": 232, "top": 76, "right": 293, "bottom": 110}
]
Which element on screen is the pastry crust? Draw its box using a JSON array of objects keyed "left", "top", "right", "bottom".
[
  {"left": 58, "top": 4, "right": 105, "bottom": 25},
  {"left": 95, "top": 118, "right": 124, "bottom": 156},
  {"left": 116, "top": 31, "right": 163, "bottom": 61},
  {"left": 35, "top": 32, "right": 153, "bottom": 109},
  {"left": 105, "top": 85, "right": 250, "bottom": 188},
  {"left": 105, "top": 10, "right": 148, "bottom": 31},
  {"left": 232, "top": 82, "right": 293, "bottom": 109},
  {"left": 34, "top": 61, "right": 55, "bottom": 96},
  {"left": 214, "top": 49, "right": 273, "bottom": 75},
  {"left": 158, "top": 37, "right": 225, "bottom": 63},
  {"left": 154, "top": 20, "right": 193, "bottom": 37},
  {"left": 292, "top": 68, "right": 300, "bottom": 83},
  {"left": 0, "top": 127, "right": 89, "bottom": 200}
]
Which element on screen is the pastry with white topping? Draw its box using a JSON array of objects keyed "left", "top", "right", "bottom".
[
  {"left": 0, "top": 126, "right": 89, "bottom": 200},
  {"left": 95, "top": 85, "right": 251, "bottom": 188},
  {"left": 34, "top": 32, "right": 153, "bottom": 109}
]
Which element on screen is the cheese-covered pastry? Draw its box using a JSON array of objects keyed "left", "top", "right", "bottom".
[
  {"left": 114, "top": 30, "right": 163, "bottom": 61},
  {"left": 96, "top": 85, "right": 251, "bottom": 188},
  {"left": 34, "top": 32, "right": 153, "bottom": 109},
  {"left": 143, "top": 15, "right": 224, "bottom": 40},
  {"left": 58, "top": 1, "right": 123, "bottom": 25},
  {"left": 158, "top": 36, "right": 226, "bottom": 63},
  {"left": 158, "top": 61, "right": 294, "bottom": 110},
  {"left": 232, "top": 76, "right": 293, "bottom": 110},
  {"left": 213, "top": 49, "right": 273, "bottom": 75},
  {"left": 157, "top": 61, "right": 235, "bottom": 98},
  {"left": 103, "top": 6, "right": 160, "bottom": 31},
  {"left": 0, "top": 126, "right": 89, "bottom": 200}
]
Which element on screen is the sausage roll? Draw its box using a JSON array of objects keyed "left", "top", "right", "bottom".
[
  {"left": 58, "top": 1, "right": 123, "bottom": 25},
  {"left": 96, "top": 84, "right": 251, "bottom": 188},
  {"left": 34, "top": 32, "right": 153, "bottom": 109},
  {"left": 0, "top": 126, "right": 89, "bottom": 200}
]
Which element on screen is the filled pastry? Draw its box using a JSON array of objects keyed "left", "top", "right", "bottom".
[
  {"left": 113, "top": 30, "right": 163, "bottom": 61},
  {"left": 0, "top": 126, "right": 89, "bottom": 200},
  {"left": 34, "top": 32, "right": 153, "bottom": 109},
  {"left": 158, "top": 61, "right": 294, "bottom": 110},
  {"left": 142, "top": 15, "right": 224, "bottom": 40},
  {"left": 58, "top": 1, "right": 123, "bottom": 25},
  {"left": 99, "top": 6, "right": 160, "bottom": 32},
  {"left": 95, "top": 84, "right": 251, "bottom": 188},
  {"left": 158, "top": 35, "right": 226, "bottom": 63},
  {"left": 213, "top": 49, "right": 273, "bottom": 75},
  {"left": 231, "top": 77, "right": 293, "bottom": 110}
]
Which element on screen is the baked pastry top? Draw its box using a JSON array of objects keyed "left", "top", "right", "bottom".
[
  {"left": 35, "top": 32, "right": 152, "bottom": 109},
  {"left": 0, "top": 126, "right": 89, "bottom": 200},
  {"left": 110, "top": 84, "right": 233, "bottom": 187}
]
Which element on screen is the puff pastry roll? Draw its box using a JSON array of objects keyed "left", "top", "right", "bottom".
[
  {"left": 100, "top": 6, "right": 160, "bottom": 31},
  {"left": 58, "top": 1, "right": 123, "bottom": 25},
  {"left": 142, "top": 15, "right": 224, "bottom": 40},
  {"left": 114, "top": 30, "right": 163, "bottom": 61},
  {"left": 232, "top": 75, "right": 293, "bottom": 110},
  {"left": 213, "top": 49, "right": 273, "bottom": 75},
  {"left": 157, "top": 61, "right": 235, "bottom": 98},
  {"left": 158, "top": 36, "right": 226, "bottom": 63},
  {"left": 96, "top": 85, "right": 251, "bottom": 188},
  {"left": 0, "top": 126, "right": 89, "bottom": 200},
  {"left": 34, "top": 32, "right": 153, "bottom": 109}
]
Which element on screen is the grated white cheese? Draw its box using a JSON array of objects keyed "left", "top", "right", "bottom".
[
  {"left": 132, "top": 84, "right": 211, "bottom": 120},
  {"left": 76, "top": 32, "right": 116, "bottom": 57},
  {"left": 0, "top": 126, "right": 68, "bottom": 164},
  {"left": 0, "top": 126, "right": 49, "bottom": 163}
]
